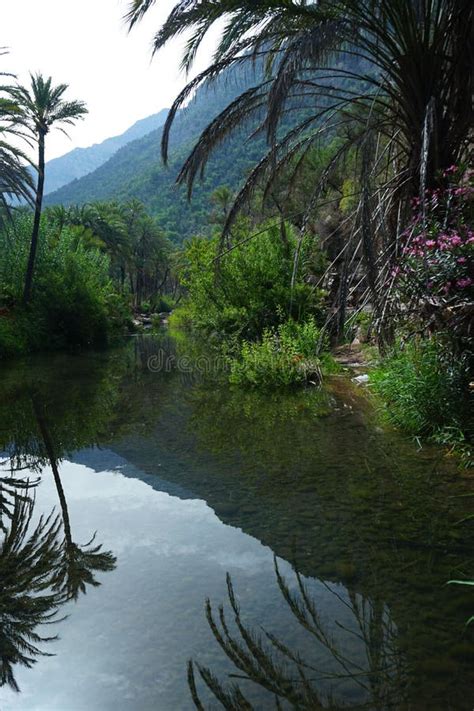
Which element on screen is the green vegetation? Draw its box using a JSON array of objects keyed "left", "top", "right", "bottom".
[
  {"left": 0, "top": 62, "right": 171, "bottom": 359},
  {"left": 0, "top": 200, "right": 171, "bottom": 357},
  {"left": 0, "top": 213, "right": 119, "bottom": 355},
  {"left": 127, "top": 0, "right": 472, "bottom": 445},
  {"left": 228, "top": 319, "right": 326, "bottom": 388},
  {"left": 8, "top": 74, "right": 88, "bottom": 303},
  {"left": 171, "top": 220, "right": 334, "bottom": 386},
  {"left": 1, "top": 2, "right": 472, "bottom": 705},
  {"left": 0, "top": 3, "right": 472, "bottom": 444},
  {"left": 175, "top": 222, "right": 322, "bottom": 339},
  {"left": 372, "top": 339, "right": 472, "bottom": 451},
  {"left": 372, "top": 173, "right": 473, "bottom": 457}
]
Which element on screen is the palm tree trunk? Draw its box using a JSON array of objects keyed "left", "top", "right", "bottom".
[{"left": 23, "top": 130, "right": 46, "bottom": 304}]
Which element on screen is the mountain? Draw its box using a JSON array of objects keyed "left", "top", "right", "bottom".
[
  {"left": 44, "top": 70, "right": 267, "bottom": 243},
  {"left": 44, "top": 60, "right": 355, "bottom": 243},
  {"left": 43, "top": 109, "right": 169, "bottom": 195}
]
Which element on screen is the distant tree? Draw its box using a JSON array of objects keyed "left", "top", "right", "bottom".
[
  {"left": 8, "top": 74, "right": 87, "bottom": 303},
  {"left": 209, "top": 186, "right": 233, "bottom": 228}
]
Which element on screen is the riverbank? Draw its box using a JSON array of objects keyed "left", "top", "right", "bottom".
[{"left": 333, "top": 339, "right": 473, "bottom": 468}]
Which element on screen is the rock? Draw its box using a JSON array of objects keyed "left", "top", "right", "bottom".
[{"left": 352, "top": 374, "right": 369, "bottom": 384}]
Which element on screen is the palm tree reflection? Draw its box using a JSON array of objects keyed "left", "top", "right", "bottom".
[
  {"left": 32, "top": 396, "right": 116, "bottom": 601},
  {"left": 0, "top": 397, "right": 116, "bottom": 692},
  {"left": 189, "top": 559, "right": 406, "bottom": 710},
  {"left": 0, "top": 494, "right": 64, "bottom": 692}
]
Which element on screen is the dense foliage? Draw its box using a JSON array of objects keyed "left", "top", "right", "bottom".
[
  {"left": 228, "top": 319, "right": 327, "bottom": 388},
  {"left": 51, "top": 200, "right": 172, "bottom": 309},
  {"left": 0, "top": 196, "right": 172, "bottom": 357},
  {"left": 389, "top": 167, "right": 473, "bottom": 349},
  {"left": 126, "top": 0, "right": 472, "bottom": 441},
  {"left": 372, "top": 339, "right": 472, "bottom": 453},
  {"left": 0, "top": 213, "right": 119, "bottom": 355},
  {"left": 176, "top": 221, "right": 322, "bottom": 339},
  {"left": 171, "top": 219, "right": 335, "bottom": 386}
]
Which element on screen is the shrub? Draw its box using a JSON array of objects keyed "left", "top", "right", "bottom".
[
  {"left": 372, "top": 338, "right": 472, "bottom": 446},
  {"left": 391, "top": 167, "right": 473, "bottom": 348},
  {"left": 228, "top": 319, "right": 326, "bottom": 389},
  {"left": 177, "top": 221, "right": 325, "bottom": 341}
]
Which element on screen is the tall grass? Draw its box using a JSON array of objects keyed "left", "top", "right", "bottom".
[{"left": 372, "top": 339, "right": 472, "bottom": 456}]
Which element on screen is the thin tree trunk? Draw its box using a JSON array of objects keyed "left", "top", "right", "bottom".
[{"left": 23, "top": 131, "right": 46, "bottom": 304}]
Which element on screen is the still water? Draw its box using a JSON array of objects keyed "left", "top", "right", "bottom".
[{"left": 0, "top": 335, "right": 472, "bottom": 710}]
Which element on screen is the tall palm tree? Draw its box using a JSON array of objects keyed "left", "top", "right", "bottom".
[
  {"left": 7, "top": 74, "right": 87, "bottom": 303},
  {"left": 127, "top": 0, "right": 473, "bottom": 338},
  {"left": 127, "top": 0, "right": 472, "bottom": 194}
]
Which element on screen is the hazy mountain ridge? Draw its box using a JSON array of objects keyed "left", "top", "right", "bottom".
[
  {"left": 44, "top": 70, "right": 268, "bottom": 242},
  {"left": 43, "top": 109, "right": 169, "bottom": 195}
]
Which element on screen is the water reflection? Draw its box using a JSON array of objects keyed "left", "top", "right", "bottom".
[
  {"left": 32, "top": 397, "right": 116, "bottom": 601},
  {"left": 0, "top": 337, "right": 471, "bottom": 709},
  {"left": 0, "top": 379, "right": 117, "bottom": 692},
  {"left": 189, "top": 558, "right": 406, "bottom": 710},
  {"left": 0, "top": 494, "right": 64, "bottom": 692}
]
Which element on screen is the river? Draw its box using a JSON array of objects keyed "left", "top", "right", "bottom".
[{"left": 0, "top": 335, "right": 472, "bottom": 710}]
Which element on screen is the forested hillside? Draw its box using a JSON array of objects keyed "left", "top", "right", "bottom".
[
  {"left": 43, "top": 109, "right": 169, "bottom": 195},
  {"left": 44, "top": 72, "right": 267, "bottom": 242}
]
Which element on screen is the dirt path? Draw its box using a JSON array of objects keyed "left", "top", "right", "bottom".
[{"left": 333, "top": 343, "right": 374, "bottom": 373}]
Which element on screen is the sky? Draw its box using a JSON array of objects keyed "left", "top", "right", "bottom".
[{"left": 3, "top": 0, "right": 213, "bottom": 160}]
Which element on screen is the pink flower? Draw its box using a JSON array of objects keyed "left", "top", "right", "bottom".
[
  {"left": 425, "top": 239, "right": 436, "bottom": 248},
  {"left": 449, "top": 236, "right": 462, "bottom": 247},
  {"left": 456, "top": 278, "right": 472, "bottom": 289},
  {"left": 457, "top": 257, "right": 467, "bottom": 264}
]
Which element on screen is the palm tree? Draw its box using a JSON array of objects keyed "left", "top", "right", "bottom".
[
  {"left": 0, "top": 51, "right": 33, "bottom": 217},
  {"left": 127, "top": 0, "right": 472, "bottom": 192},
  {"left": 7, "top": 74, "right": 87, "bottom": 303},
  {"left": 127, "top": 0, "right": 473, "bottom": 339}
]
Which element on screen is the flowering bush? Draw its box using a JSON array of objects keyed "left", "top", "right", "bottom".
[{"left": 393, "top": 167, "right": 473, "bottom": 308}]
